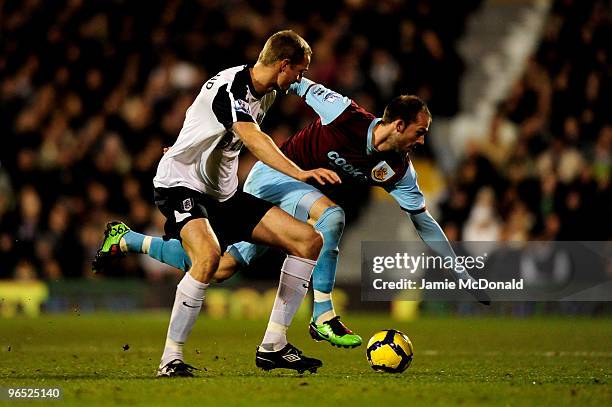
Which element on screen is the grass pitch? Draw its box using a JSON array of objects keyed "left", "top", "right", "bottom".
[{"left": 0, "top": 312, "right": 610, "bottom": 406}]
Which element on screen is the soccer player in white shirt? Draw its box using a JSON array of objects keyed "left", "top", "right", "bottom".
[{"left": 95, "top": 31, "right": 340, "bottom": 376}]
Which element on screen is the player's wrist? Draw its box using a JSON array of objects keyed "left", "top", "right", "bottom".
[{"left": 294, "top": 169, "right": 308, "bottom": 181}]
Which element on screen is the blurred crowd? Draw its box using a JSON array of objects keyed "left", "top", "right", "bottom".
[
  {"left": 0, "top": 0, "right": 478, "bottom": 280},
  {"left": 2, "top": 0, "right": 609, "bottom": 282},
  {"left": 438, "top": 0, "right": 610, "bottom": 242}
]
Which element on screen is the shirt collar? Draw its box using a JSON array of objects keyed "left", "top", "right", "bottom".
[
  {"left": 244, "top": 64, "right": 265, "bottom": 99},
  {"left": 367, "top": 118, "right": 382, "bottom": 155}
]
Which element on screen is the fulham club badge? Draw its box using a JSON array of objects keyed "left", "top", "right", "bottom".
[{"left": 182, "top": 198, "right": 193, "bottom": 212}]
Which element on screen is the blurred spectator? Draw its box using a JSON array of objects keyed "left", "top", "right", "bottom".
[
  {"left": 441, "top": 0, "right": 610, "bottom": 243},
  {"left": 476, "top": 106, "right": 519, "bottom": 171},
  {"left": 462, "top": 187, "right": 502, "bottom": 243},
  {"left": 536, "top": 138, "right": 584, "bottom": 184}
]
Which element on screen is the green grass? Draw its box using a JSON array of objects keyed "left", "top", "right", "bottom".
[{"left": 0, "top": 312, "right": 610, "bottom": 406}]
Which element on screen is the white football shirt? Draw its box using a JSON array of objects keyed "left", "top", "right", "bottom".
[{"left": 153, "top": 65, "right": 276, "bottom": 201}]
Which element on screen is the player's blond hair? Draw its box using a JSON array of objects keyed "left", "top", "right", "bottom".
[{"left": 257, "top": 30, "right": 312, "bottom": 65}]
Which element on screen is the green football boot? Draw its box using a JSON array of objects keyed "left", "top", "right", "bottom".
[
  {"left": 92, "top": 221, "right": 130, "bottom": 273},
  {"left": 309, "top": 316, "right": 363, "bottom": 348}
]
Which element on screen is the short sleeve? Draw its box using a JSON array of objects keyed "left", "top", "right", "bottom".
[
  {"left": 289, "top": 78, "right": 351, "bottom": 125},
  {"left": 212, "top": 84, "right": 255, "bottom": 129}
]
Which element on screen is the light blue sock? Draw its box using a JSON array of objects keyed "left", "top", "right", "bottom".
[
  {"left": 313, "top": 299, "right": 334, "bottom": 321},
  {"left": 124, "top": 231, "right": 191, "bottom": 272},
  {"left": 123, "top": 231, "right": 146, "bottom": 252},
  {"left": 311, "top": 206, "right": 345, "bottom": 322},
  {"left": 148, "top": 238, "right": 191, "bottom": 272}
]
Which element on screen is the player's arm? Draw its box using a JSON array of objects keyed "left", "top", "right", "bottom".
[
  {"left": 288, "top": 78, "right": 352, "bottom": 125},
  {"left": 386, "top": 165, "right": 463, "bottom": 272},
  {"left": 212, "top": 83, "right": 340, "bottom": 186},
  {"left": 406, "top": 205, "right": 491, "bottom": 304},
  {"left": 233, "top": 122, "right": 340, "bottom": 185},
  {"left": 386, "top": 167, "right": 491, "bottom": 304}
]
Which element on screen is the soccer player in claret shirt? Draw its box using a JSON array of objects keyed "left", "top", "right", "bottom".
[
  {"left": 94, "top": 31, "right": 343, "bottom": 377},
  {"left": 95, "top": 76, "right": 489, "bottom": 357}
]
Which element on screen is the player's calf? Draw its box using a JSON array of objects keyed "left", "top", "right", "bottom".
[{"left": 212, "top": 252, "right": 242, "bottom": 283}]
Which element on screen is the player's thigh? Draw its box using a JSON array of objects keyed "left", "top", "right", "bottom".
[
  {"left": 251, "top": 206, "right": 321, "bottom": 254},
  {"left": 154, "top": 187, "right": 221, "bottom": 261},
  {"left": 244, "top": 161, "right": 322, "bottom": 221}
]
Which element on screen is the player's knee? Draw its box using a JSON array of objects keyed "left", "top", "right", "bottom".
[
  {"left": 189, "top": 246, "right": 221, "bottom": 282},
  {"left": 314, "top": 206, "right": 345, "bottom": 241}
]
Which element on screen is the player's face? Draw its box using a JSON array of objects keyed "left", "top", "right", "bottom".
[
  {"left": 395, "top": 112, "right": 430, "bottom": 153},
  {"left": 277, "top": 55, "right": 310, "bottom": 90}
]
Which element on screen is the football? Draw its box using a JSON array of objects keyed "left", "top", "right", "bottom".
[{"left": 366, "top": 329, "right": 414, "bottom": 373}]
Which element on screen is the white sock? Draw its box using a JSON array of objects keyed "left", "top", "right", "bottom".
[
  {"left": 260, "top": 255, "right": 316, "bottom": 352},
  {"left": 141, "top": 236, "right": 152, "bottom": 253},
  {"left": 160, "top": 273, "right": 208, "bottom": 367}
]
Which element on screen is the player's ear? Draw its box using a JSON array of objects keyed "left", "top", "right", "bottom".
[
  {"left": 395, "top": 119, "right": 406, "bottom": 133},
  {"left": 279, "top": 59, "right": 291, "bottom": 72}
]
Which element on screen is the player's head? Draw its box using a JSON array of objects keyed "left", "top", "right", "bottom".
[
  {"left": 381, "top": 95, "right": 431, "bottom": 153},
  {"left": 257, "top": 30, "right": 311, "bottom": 90}
]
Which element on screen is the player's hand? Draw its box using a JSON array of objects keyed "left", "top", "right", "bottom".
[{"left": 298, "top": 168, "right": 341, "bottom": 185}]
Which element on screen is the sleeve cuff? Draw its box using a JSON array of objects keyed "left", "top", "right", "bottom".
[{"left": 401, "top": 206, "right": 427, "bottom": 215}]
